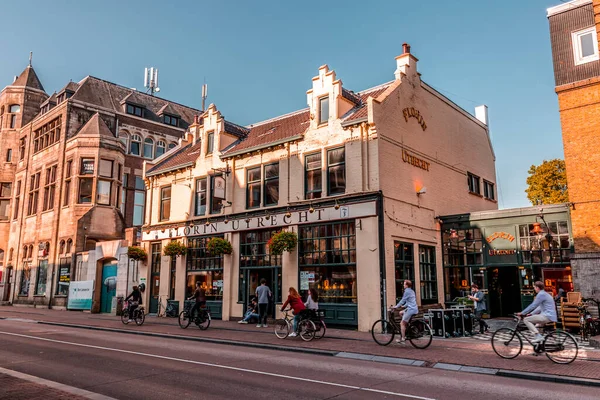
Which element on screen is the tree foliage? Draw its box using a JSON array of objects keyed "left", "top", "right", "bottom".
[{"left": 525, "top": 159, "right": 568, "bottom": 205}]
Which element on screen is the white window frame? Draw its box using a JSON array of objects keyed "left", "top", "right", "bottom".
[{"left": 572, "top": 27, "right": 599, "bottom": 66}]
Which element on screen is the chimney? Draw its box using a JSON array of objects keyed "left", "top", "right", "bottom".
[
  {"left": 475, "top": 105, "right": 489, "bottom": 126},
  {"left": 394, "top": 43, "right": 419, "bottom": 80}
]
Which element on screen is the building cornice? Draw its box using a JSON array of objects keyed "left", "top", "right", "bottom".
[{"left": 547, "top": 0, "right": 591, "bottom": 17}]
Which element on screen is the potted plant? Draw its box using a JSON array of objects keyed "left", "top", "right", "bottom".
[
  {"left": 127, "top": 246, "right": 147, "bottom": 261},
  {"left": 267, "top": 231, "right": 298, "bottom": 255},
  {"left": 163, "top": 241, "right": 188, "bottom": 257},
  {"left": 206, "top": 237, "right": 233, "bottom": 255}
]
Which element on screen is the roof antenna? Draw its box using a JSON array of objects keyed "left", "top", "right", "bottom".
[
  {"left": 29, "top": 51, "right": 33, "bottom": 67},
  {"left": 144, "top": 67, "right": 160, "bottom": 96},
  {"left": 201, "top": 80, "right": 208, "bottom": 111}
]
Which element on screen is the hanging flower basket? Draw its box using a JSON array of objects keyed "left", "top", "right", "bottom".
[
  {"left": 267, "top": 231, "right": 298, "bottom": 256},
  {"left": 163, "top": 241, "right": 188, "bottom": 257},
  {"left": 127, "top": 246, "right": 147, "bottom": 261},
  {"left": 207, "top": 237, "right": 233, "bottom": 256}
]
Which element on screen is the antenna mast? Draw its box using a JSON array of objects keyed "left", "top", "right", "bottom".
[
  {"left": 201, "top": 83, "right": 208, "bottom": 111},
  {"left": 144, "top": 67, "right": 160, "bottom": 96}
]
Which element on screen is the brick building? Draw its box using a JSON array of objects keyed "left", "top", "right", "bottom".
[
  {"left": 548, "top": 0, "right": 600, "bottom": 298},
  {"left": 0, "top": 62, "right": 198, "bottom": 311},
  {"left": 141, "top": 45, "right": 498, "bottom": 331}
]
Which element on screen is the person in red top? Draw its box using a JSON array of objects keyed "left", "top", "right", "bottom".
[{"left": 281, "top": 287, "right": 306, "bottom": 337}]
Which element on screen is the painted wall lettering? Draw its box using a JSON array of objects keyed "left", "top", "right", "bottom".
[
  {"left": 402, "top": 107, "right": 427, "bottom": 131},
  {"left": 402, "top": 149, "right": 430, "bottom": 171}
]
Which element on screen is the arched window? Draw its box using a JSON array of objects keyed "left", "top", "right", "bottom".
[
  {"left": 119, "top": 132, "right": 129, "bottom": 150},
  {"left": 59, "top": 240, "right": 65, "bottom": 254},
  {"left": 44, "top": 242, "right": 50, "bottom": 257},
  {"left": 28, "top": 245, "right": 33, "bottom": 259},
  {"left": 156, "top": 140, "right": 166, "bottom": 158},
  {"left": 9, "top": 248, "right": 13, "bottom": 261},
  {"left": 130, "top": 134, "right": 141, "bottom": 156},
  {"left": 168, "top": 142, "right": 176, "bottom": 150},
  {"left": 144, "top": 137, "right": 154, "bottom": 159},
  {"left": 66, "top": 239, "right": 73, "bottom": 254},
  {"left": 23, "top": 245, "right": 28, "bottom": 259}
]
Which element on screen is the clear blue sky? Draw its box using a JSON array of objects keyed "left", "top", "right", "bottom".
[{"left": 0, "top": 0, "right": 564, "bottom": 209}]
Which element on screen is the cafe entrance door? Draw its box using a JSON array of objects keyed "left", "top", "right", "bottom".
[
  {"left": 242, "top": 267, "right": 281, "bottom": 319},
  {"left": 487, "top": 266, "right": 521, "bottom": 318}
]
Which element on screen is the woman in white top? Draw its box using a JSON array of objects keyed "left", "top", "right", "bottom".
[{"left": 304, "top": 288, "right": 319, "bottom": 310}]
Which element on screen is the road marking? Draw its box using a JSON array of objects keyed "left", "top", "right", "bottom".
[
  {"left": 0, "top": 366, "right": 115, "bottom": 400},
  {"left": 0, "top": 330, "right": 435, "bottom": 400}
]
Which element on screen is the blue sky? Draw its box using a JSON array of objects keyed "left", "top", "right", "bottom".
[{"left": 0, "top": 0, "right": 565, "bottom": 209}]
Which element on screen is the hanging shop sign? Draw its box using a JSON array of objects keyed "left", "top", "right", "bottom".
[
  {"left": 402, "top": 107, "right": 427, "bottom": 131},
  {"left": 143, "top": 201, "right": 377, "bottom": 241},
  {"left": 402, "top": 149, "right": 430, "bottom": 171}
]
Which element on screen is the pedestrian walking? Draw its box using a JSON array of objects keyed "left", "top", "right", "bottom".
[
  {"left": 468, "top": 284, "right": 489, "bottom": 334},
  {"left": 255, "top": 279, "right": 272, "bottom": 328}
]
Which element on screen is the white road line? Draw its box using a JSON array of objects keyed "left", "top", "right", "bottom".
[{"left": 0, "top": 330, "right": 435, "bottom": 400}]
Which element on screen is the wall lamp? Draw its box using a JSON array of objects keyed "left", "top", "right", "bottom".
[{"left": 417, "top": 187, "right": 427, "bottom": 196}]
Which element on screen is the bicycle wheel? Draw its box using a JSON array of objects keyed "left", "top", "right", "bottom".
[
  {"left": 371, "top": 319, "right": 395, "bottom": 346},
  {"left": 274, "top": 319, "right": 290, "bottom": 339},
  {"left": 491, "top": 328, "right": 522, "bottom": 359},
  {"left": 178, "top": 311, "right": 191, "bottom": 329},
  {"left": 135, "top": 310, "right": 145, "bottom": 326},
  {"left": 197, "top": 311, "right": 211, "bottom": 330},
  {"left": 314, "top": 320, "right": 326, "bottom": 340},
  {"left": 544, "top": 331, "right": 578, "bottom": 364},
  {"left": 408, "top": 319, "right": 433, "bottom": 349},
  {"left": 121, "top": 310, "right": 130, "bottom": 325},
  {"left": 298, "top": 319, "right": 316, "bottom": 342}
]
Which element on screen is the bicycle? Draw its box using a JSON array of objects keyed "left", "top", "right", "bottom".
[
  {"left": 121, "top": 301, "right": 145, "bottom": 326},
  {"left": 157, "top": 295, "right": 178, "bottom": 318},
  {"left": 491, "top": 314, "right": 578, "bottom": 364},
  {"left": 274, "top": 308, "right": 317, "bottom": 342},
  {"left": 579, "top": 298, "right": 600, "bottom": 341},
  {"left": 178, "top": 300, "right": 211, "bottom": 330},
  {"left": 310, "top": 309, "right": 327, "bottom": 340},
  {"left": 371, "top": 308, "right": 433, "bottom": 349}
]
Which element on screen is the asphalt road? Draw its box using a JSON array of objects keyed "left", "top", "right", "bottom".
[{"left": 0, "top": 319, "right": 597, "bottom": 400}]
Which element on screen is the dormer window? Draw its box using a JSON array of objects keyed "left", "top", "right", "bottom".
[
  {"left": 126, "top": 104, "right": 144, "bottom": 117},
  {"left": 163, "top": 114, "right": 179, "bottom": 127},
  {"left": 318, "top": 96, "right": 329, "bottom": 125}
]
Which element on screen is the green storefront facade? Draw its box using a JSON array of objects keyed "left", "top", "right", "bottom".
[{"left": 439, "top": 204, "right": 573, "bottom": 318}]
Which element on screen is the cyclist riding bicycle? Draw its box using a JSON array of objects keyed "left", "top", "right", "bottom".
[
  {"left": 516, "top": 281, "right": 557, "bottom": 343},
  {"left": 392, "top": 280, "right": 418, "bottom": 345},
  {"left": 124, "top": 285, "right": 143, "bottom": 322},
  {"left": 188, "top": 281, "right": 206, "bottom": 320}
]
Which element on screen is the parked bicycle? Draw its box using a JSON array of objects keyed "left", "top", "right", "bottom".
[
  {"left": 157, "top": 295, "right": 179, "bottom": 318},
  {"left": 274, "top": 309, "right": 318, "bottom": 341},
  {"left": 371, "top": 308, "right": 433, "bottom": 349},
  {"left": 491, "top": 314, "right": 578, "bottom": 364},
  {"left": 121, "top": 301, "right": 145, "bottom": 326},
  {"left": 579, "top": 298, "right": 600, "bottom": 341},
  {"left": 178, "top": 301, "right": 211, "bottom": 330}
]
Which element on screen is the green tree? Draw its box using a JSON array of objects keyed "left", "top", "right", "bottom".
[{"left": 525, "top": 159, "right": 568, "bottom": 205}]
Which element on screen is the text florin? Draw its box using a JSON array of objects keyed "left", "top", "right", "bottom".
[{"left": 402, "top": 107, "right": 427, "bottom": 131}]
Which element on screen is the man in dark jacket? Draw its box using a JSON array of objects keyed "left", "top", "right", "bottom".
[
  {"left": 125, "top": 286, "right": 143, "bottom": 322},
  {"left": 468, "top": 284, "right": 489, "bottom": 334}
]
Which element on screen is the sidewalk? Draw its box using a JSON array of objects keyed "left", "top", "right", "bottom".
[{"left": 2, "top": 306, "right": 600, "bottom": 383}]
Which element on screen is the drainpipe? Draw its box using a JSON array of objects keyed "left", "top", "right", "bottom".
[
  {"left": 377, "top": 191, "right": 387, "bottom": 320},
  {"left": 359, "top": 124, "right": 365, "bottom": 192},
  {"left": 48, "top": 103, "right": 70, "bottom": 309},
  {"left": 363, "top": 122, "right": 371, "bottom": 191}
]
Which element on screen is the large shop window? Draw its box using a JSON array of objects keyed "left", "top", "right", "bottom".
[
  {"left": 394, "top": 242, "right": 414, "bottom": 301},
  {"left": 194, "top": 178, "right": 207, "bottom": 216},
  {"left": 56, "top": 257, "right": 71, "bottom": 296},
  {"left": 246, "top": 167, "right": 261, "bottom": 209},
  {"left": 327, "top": 148, "right": 345, "bottom": 196},
  {"left": 519, "top": 221, "right": 571, "bottom": 264},
  {"left": 35, "top": 259, "right": 48, "bottom": 295},
  {"left": 305, "top": 153, "right": 322, "bottom": 200},
  {"left": 443, "top": 228, "right": 483, "bottom": 266},
  {"left": 264, "top": 163, "right": 279, "bottom": 206},
  {"left": 187, "top": 236, "right": 223, "bottom": 300},
  {"left": 210, "top": 174, "right": 225, "bottom": 214},
  {"left": 239, "top": 229, "right": 282, "bottom": 303},
  {"left": 299, "top": 221, "right": 357, "bottom": 304},
  {"left": 419, "top": 245, "right": 437, "bottom": 305},
  {"left": 19, "top": 263, "right": 30, "bottom": 296},
  {"left": 160, "top": 186, "right": 171, "bottom": 221}
]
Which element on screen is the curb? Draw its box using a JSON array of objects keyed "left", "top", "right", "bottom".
[
  {"left": 26, "top": 319, "right": 600, "bottom": 388},
  {"left": 37, "top": 321, "right": 338, "bottom": 357}
]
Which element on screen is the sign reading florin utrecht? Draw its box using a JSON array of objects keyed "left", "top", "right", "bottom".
[{"left": 143, "top": 201, "right": 377, "bottom": 241}]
